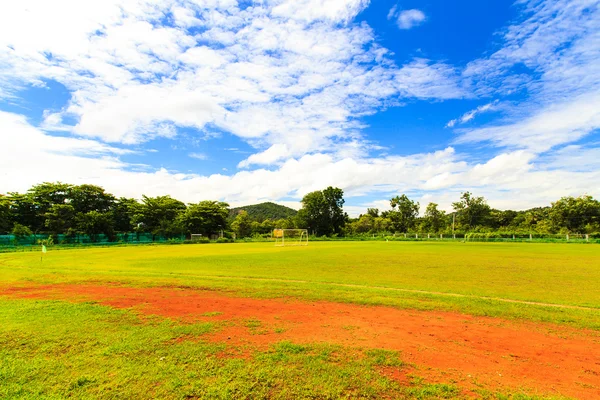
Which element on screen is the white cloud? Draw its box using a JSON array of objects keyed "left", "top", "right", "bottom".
[
  {"left": 1, "top": 0, "right": 599, "bottom": 215},
  {"left": 456, "top": 91, "right": 600, "bottom": 152},
  {"left": 446, "top": 100, "right": 499, "bottom": 128},
  {"left": 454, "top": 0, "right": 600, "bottom": 153},
  {"left": 392, "top": 9, "right": 427, "bottom": 30},
  {"left": 1, "top": 112, "right": 598, "bottom": 214},
  {"left": 189, "top": 152, "right": 208, "bottom": 160},
  {"left": 0, "top": 0, "right": 461, "bottom": 161}
]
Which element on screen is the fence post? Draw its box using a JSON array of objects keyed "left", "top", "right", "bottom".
[
  {"left": 586, "top": 234, "right": 589, "bottom": 242},
  {"left": 529, "top": 233, "right": 532, "bottom": 241},
  {"left": 566, "top": 234, "right": 569, "bottom": 241},
  {"left": 440, "top": 234, "right": 442, "bottom": 239}
]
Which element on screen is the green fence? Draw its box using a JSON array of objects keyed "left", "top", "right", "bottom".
[{"left": 0, "top": 233, "right": 185, "bottom": 248}]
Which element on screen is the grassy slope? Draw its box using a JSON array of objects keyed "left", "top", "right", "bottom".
[{"left": 1, "top": 241, "right": 599, "bottom": 329}]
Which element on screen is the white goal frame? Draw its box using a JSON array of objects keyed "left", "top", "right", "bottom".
[
  {"left": 273, "top": 229, "right": 308, "bottom": 247},
  {"left": 190, "top": 234, "right": 204, "bottom": 241}
]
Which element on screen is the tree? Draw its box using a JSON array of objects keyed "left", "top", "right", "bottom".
[
  {"left": 179, "top": 201, "right": 229, "bottom": 237},
  {"left": 366, "top": 208, "right": 379, "bottom": 218},
  {"left": 44, "top": 204, "right": 76, "bottom": 235},
  {"left": 423, "top": 203, "right": 446, "bottom": 233},
  {"left": 351, "top": 214, "right": 375, "bottom": 233},
  {"left": 549, "top": 195, "right": 600, "bottom": 233},
  {"left": 113, "top": 198, "right": 138, "bottom": 232},
  {"left": 132, "top": 195, "right": 186, "bottom": 238},
  {"left": 231, "top": 210, "right": 252, "bottom": 238},
  {"left": 9, "top": 193, "right": 42, "bottom": 232},
  {"left": 388, "top": 194, "right": 419, "bottom": 232},
  {"left": 0, "top": 195, "right": 12, "bottom": 234},
  {"left": 452, "top": 192, "right": 491, "bottom": 230},
  {"left": 70, "top": 184, "right": 115, "bottom": 214},
  {"left": 297, "top": 187, "right": 347, "bottom": 236},
  {"left": 11, "top": 223, "right": 32, "bottom": 240},
  {"left": 77, "top": 211, "right": 114, "bottom": 242}
]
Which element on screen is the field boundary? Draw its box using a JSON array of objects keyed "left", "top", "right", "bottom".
[{"left": 196, "top": 275, "right": 600, "bottom": 311}]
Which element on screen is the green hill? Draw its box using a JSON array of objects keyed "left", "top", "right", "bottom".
[{"left": 229, "top": 202, "right": 298, "bottom": 222}]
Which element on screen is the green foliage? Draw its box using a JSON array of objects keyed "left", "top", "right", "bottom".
[
  {"left": 422, "top": 202, "right": 445, "bottom": 233},
  {"left": 549, "top": 195, "right": 600, "bottom": 233},
  {"left": 132, "top": 195, "right": 186, "bottom": 238},
  {"left": 10, "top": 223, "right": 32, "bottom": 239},
  {"left": 229, "top": 202, "right": 297, "bottom": 222},
  {"left": 76, "top": 211, "right": 114, "bottom": 242},
  {"left": 452, "top": 192, "right": 491, "bottom": 229},
  {"left": 69, "top": 184, "right": 115, "bottom": 214},
  {"left": 231, "top": 210, "right": 252, "bottom": 238},
  {"left": 179, "top": 201, "right": 229, "bottom": 237},
  {"left": 387, "top": 194, "right": 419, "bottom": 232},
  {"left": 112, "top": 198, "right": 138, "bottom": 232},
  {"left": 297, "top": 187, "right": 347, "bottom": 236},
  {"left": 2, "top": 182, "right": 600, "bottom": 241},
  {"left": 44, "top": 204, "right": 76, "bottom": 235},
  {"left": 0, "top": 195, "right": 12, "bottom": 233}
]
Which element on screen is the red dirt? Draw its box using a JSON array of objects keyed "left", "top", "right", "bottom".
[{"left": 2, "top": 283, "right": 600, "bottom": 399}]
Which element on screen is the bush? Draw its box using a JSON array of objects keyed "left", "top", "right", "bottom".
[{"left": 215, "top": 237, "right": 233, "bottom": 243}]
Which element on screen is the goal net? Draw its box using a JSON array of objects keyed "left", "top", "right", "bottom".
[
  {"left": 273, "top": 229, "right": 308, "bottom": 247},
  {"left": 190, "top": 234, "right": 204, "bottom": 241}
]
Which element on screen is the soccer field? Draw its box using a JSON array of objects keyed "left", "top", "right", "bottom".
[{"left": 1, "top": 242, "right": 600, "bottom": 398}]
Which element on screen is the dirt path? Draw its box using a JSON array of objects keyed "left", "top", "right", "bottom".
[{"left": 2, "top": 284, "right": 600, "bottom": 399}]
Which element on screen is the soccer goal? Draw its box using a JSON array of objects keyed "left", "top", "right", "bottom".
[
  {"left": 273, "top": 229, "right": 308, "bottom": 247},
  {"left": 190, "top": 234, "right": 204, "bottom": 241}
]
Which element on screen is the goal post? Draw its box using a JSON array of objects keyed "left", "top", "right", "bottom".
[
  {"left": 190, "top": 234, "right": 204, "bottom": 241},
  {"left": 273, "top": 229, "right": 308, "bottom": 247}
]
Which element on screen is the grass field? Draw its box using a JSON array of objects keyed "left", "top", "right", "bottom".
[{"left": 1, "top": 241, "right": 599, "bottom": 399}]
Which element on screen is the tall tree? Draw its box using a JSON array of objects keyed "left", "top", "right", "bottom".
[
  {"left": 322, "top": 186, "right": 347, "bottom": 235},
  {"left": 77, "top": 211, "right": 114, "bottom": 242},
  {"left": 452, "top": 192, "right": 491, "bottom": 229},
  {"left": 44, "top": 204, "right": 76, "bottom": 235},
  {"left": 70, "top": 184, "right": 115, "bottom": 214},
  {"left": 179, "top": 201, "right": 229, "bottom": 237},
  {"left": 132, "top": 195, "right": 186, "bottom": 238},
  {"left": 549, "top": 195, "right": 600, "bottom": 232},
  {"left": 0, "top": 195, "right": 12, "bottom": 234},
  {"left": 112, "top": 198, "right": 138, "bottom": 232},
  {"left": 230, "top": 210, "right": 252, "bottom": 238},
  {"left": 297, "top": 187, "right": 347, "bottom": 236},
  {"left": 423, "top": 203, "right": 446, "bottom": 232},
  {"left": 388, "top": 194, "right": 419, "bottom": 232}
]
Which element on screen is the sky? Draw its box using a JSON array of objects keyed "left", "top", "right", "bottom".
[{"left": 0, "top": 0, "right": 599, "bottom": 216}]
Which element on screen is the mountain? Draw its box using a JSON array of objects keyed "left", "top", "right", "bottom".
[{"left": 229, "top": 202, "right": 298, "bottom": 222}]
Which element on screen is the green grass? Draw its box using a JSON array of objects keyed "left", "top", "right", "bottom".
[
  {"left": 0, "top": 298, "right": 562, "bottom": 399},
  {"left": 1, "top": 241, "right": 599, "bottom": 329},
  {"left": 0, "top": 298, "right": 444, "bottom": 399},
  {"left": 0, "top": 242, "right": 587, "bottom": 398}
]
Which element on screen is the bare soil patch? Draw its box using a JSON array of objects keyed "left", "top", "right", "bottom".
[{"left": 2, "top": 284, "right": 599, "bottom": 399}]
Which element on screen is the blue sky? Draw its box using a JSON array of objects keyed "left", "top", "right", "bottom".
[{"left": 0, "top": 0, "right": 599, "bottom": 215}]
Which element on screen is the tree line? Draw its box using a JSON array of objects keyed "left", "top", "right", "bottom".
[{"left": 1, "top": 182, "right": 599, "bottom": 243}]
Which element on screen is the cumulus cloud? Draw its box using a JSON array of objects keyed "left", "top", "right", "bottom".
[
  {"left": 388, "top": 8, "right": 427, "bottom": 30},
  {"left": 1, "top": 112, "right": 598, "bottom": 214},
  {"left": 1, "top": 0, "right": 599, "bottom": 214},
  {"left": 0, "top": 0, "right": 460, "bottom": 161}
]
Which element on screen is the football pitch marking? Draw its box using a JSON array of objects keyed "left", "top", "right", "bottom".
[{"left": 192, "top": 274, "right": 599, "bottom": 311}]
